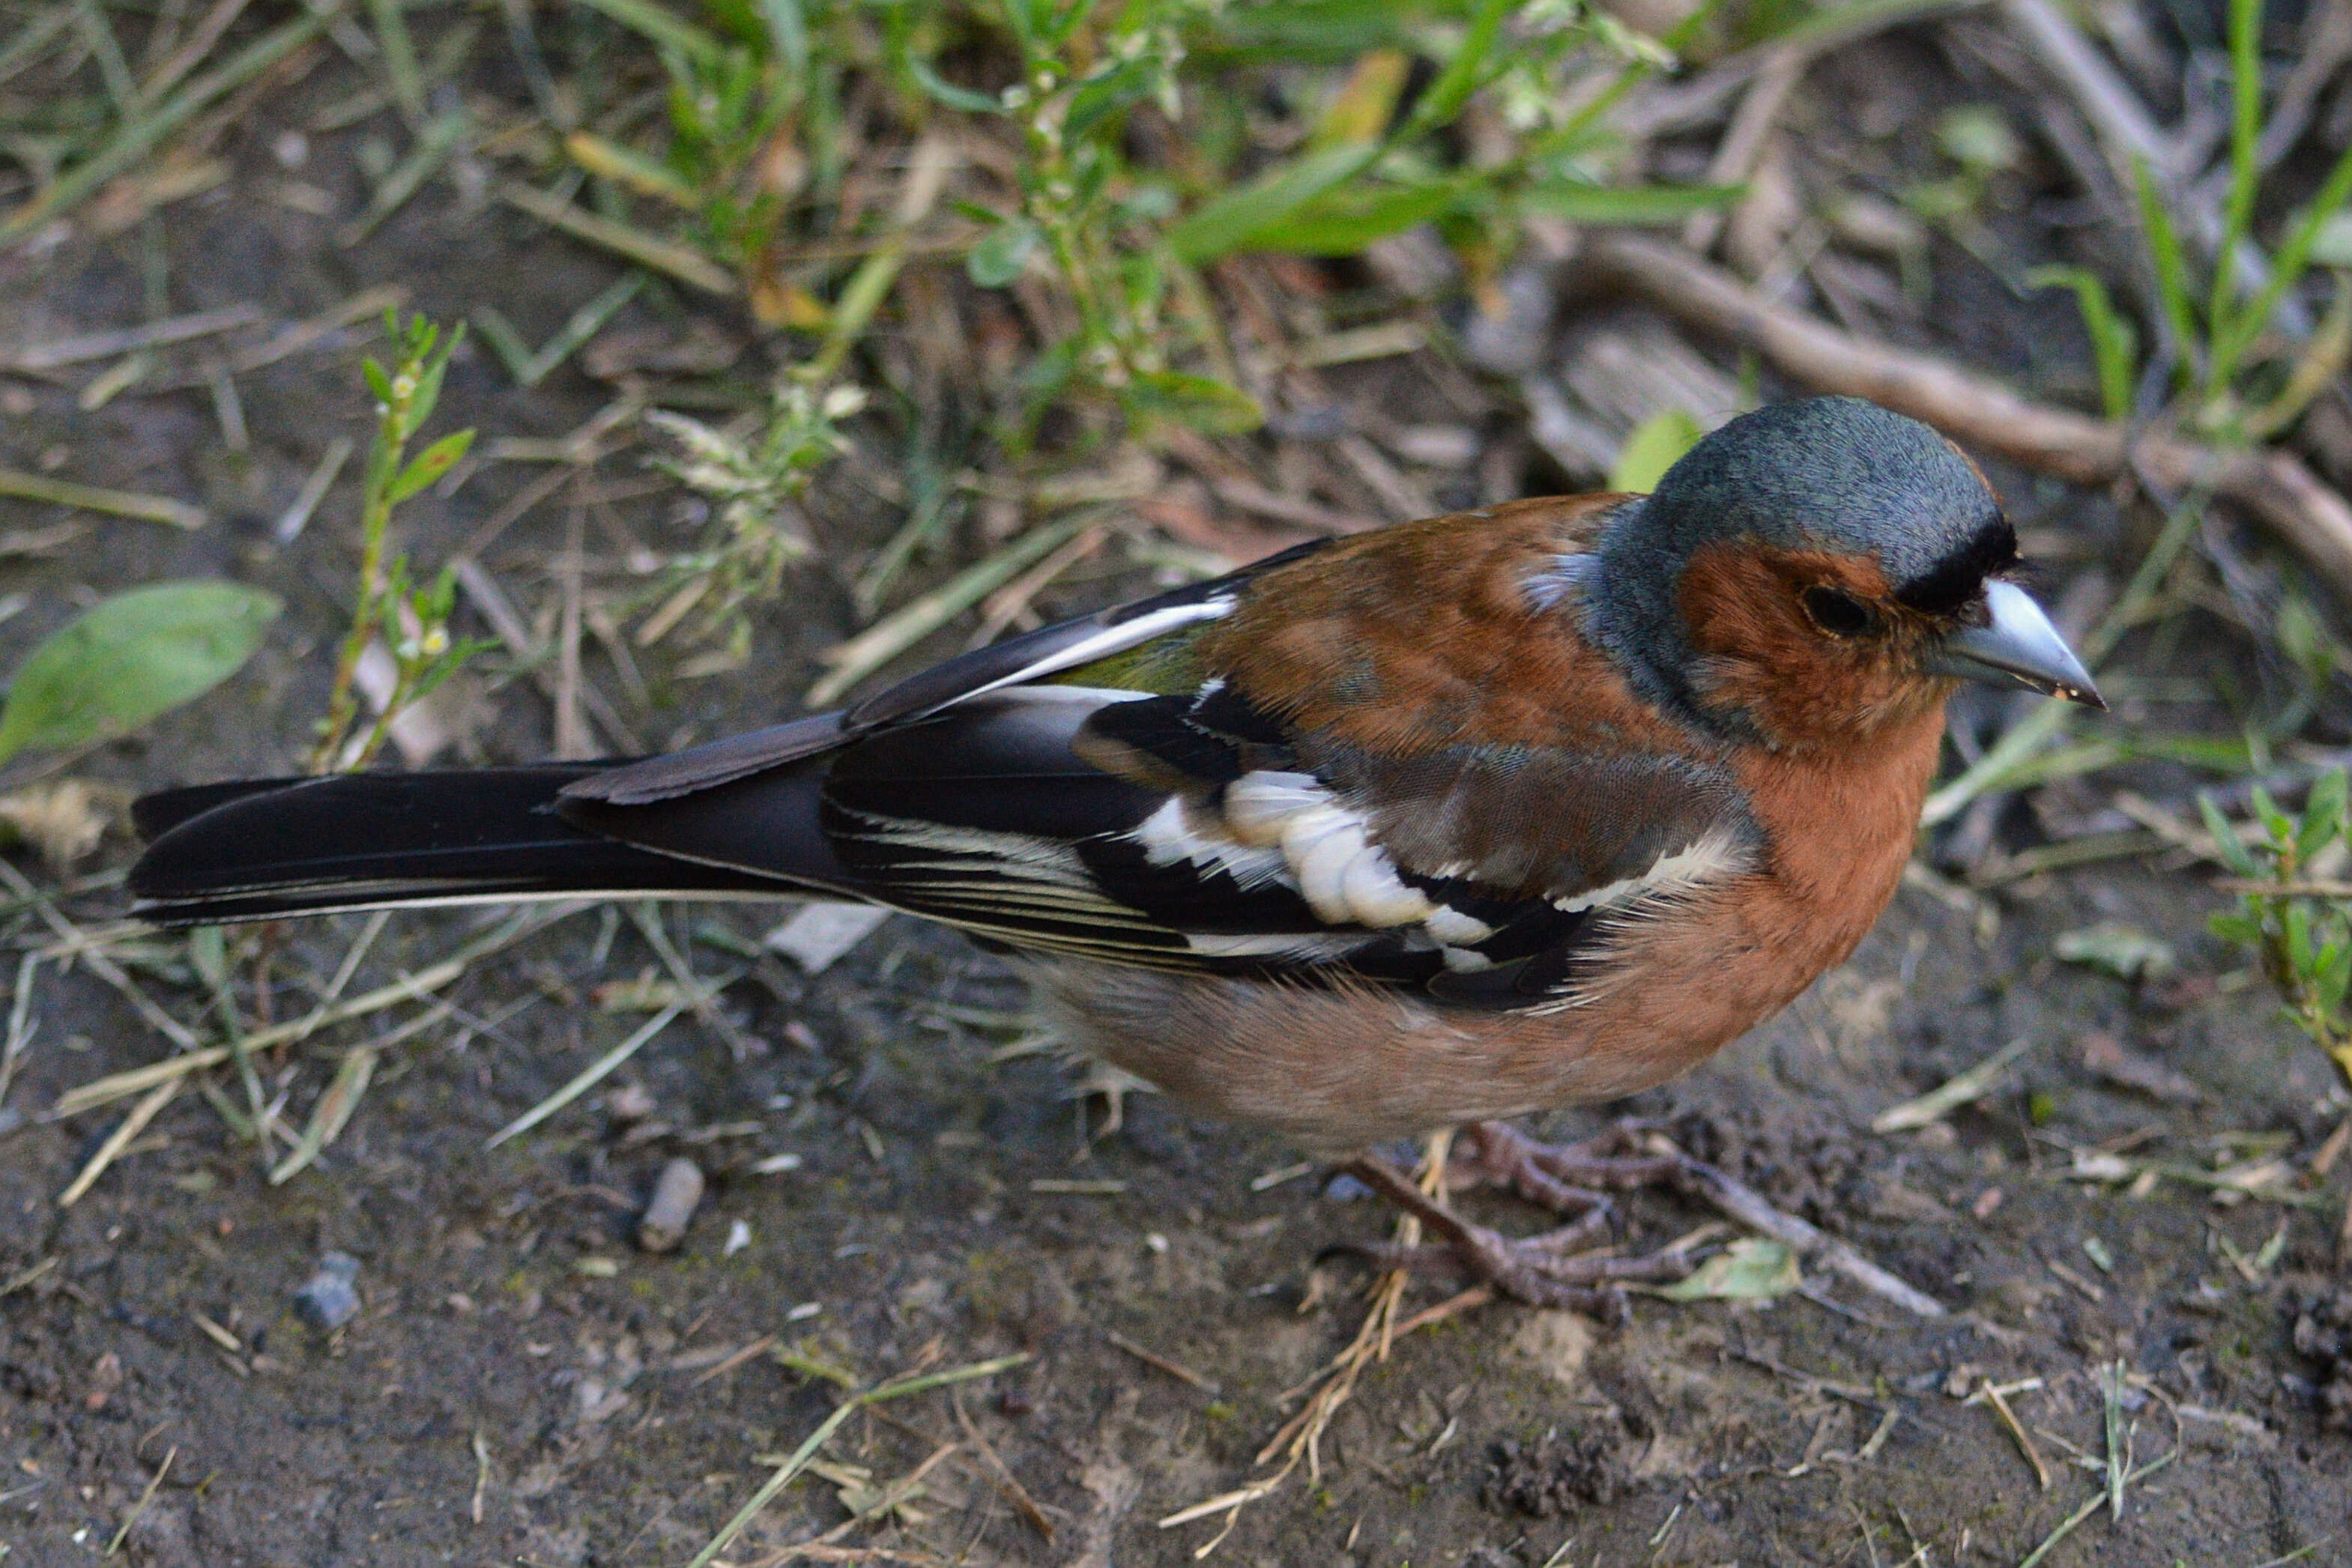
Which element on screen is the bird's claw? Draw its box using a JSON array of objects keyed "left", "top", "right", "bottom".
[{"left": 1342, "top": 1118, "right": 1699, "bottom": 1317}]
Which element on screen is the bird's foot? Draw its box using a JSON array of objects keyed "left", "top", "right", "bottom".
[{"left": 1340, "top": 1119, "right": 1694, "bottom": 1317}]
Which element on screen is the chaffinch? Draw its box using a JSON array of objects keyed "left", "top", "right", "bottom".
[{"left": 130, "top": 396, "right": 2098, "bottom": 1309}]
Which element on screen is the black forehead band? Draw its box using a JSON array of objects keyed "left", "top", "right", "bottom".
[{"left": 1892, "top": 515, "right": 2019, "bottom": 614}]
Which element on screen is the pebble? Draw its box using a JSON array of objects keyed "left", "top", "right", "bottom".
[
  {"left": 605, "top": 1083, "right": 658, "bottom": 1123},
  {"left": 636, "top": 1158, "right": 706, "bottom": 1253},
  {"left": 293, "top": 1251, "right": 362, "bottom": 1331}
]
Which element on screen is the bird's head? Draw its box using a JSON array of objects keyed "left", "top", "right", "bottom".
[{"left": 1586, "top": 396, "right": 2099, "bottom": 750}]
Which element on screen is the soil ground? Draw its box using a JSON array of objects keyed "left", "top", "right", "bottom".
[{"left": 4, "top": 15, "right": 2352, "bottom": 1568}]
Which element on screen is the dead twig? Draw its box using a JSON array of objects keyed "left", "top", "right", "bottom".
[{"left": 1580, "top": 233, "right": 2352, "bottom": 595}]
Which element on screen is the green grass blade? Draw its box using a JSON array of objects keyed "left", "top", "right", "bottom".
[
  {"left": 1166, "top": 141, "right": 1379, "bottom": 263},
  {"left": 1400, "top": 0, "right": 1513, "bottom": 139},
  {"left": 2213, "top": 134, "right": 2352, "bottom": 387},
  {"left": 0, "top": 8, "right": 326, "bottom": 243},
  {"left": 568, "top": 0, "right": 722, "bottom": 64},
  {"left": 1517, "top": 182, "right": 1741, "bottom": 224},
  {"left": 2133, "top": 158, "right": 2201, "bottom": 390},
  {"left": 2026, "top": 265, "right": 2138, "bottom": 420},
  {"left": 2208, "top": 0, "right": 2267, "bottom": 388}
]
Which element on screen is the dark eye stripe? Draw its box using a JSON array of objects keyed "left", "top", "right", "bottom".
[{"left": 1894, "top": 517, "right": 2019, "bottom": 614}]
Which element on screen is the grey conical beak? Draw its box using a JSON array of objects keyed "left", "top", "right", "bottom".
[{"left": 1923, "top": 580, "right": 2104, "bottom": 708}]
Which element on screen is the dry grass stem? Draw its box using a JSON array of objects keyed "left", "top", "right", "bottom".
[
  {"left": 58, "top": 1076, "right": 179, "bottom": 1207},
  {"left": 0, "top": 468, "right": 205, "bottom": 529},
  {"left": 1980, "top": 1376, "right": 2054, "bottom": 1489},
  {"left": 103, "top": 1444, "right": 174, "bottom": 1558},
  {"left": 1103, "top": 1329, "right": 1218, "bottom": 1393}
]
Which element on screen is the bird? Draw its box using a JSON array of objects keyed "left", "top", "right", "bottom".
[{"left": 128, "top": 396, "right": 2099, "bottom": 1311}]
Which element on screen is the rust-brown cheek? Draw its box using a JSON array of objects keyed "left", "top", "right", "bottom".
[{"left": 1676, "top": 543, "right": 1942, "bottom": 751}]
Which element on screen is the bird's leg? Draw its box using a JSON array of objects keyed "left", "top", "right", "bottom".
[
  {"left": 1341, "top": 1119, "right": 1694, "bottom": 1316},
  {"left": 1447, "top": 1118, "right": 1687, "bottom": 1213}
]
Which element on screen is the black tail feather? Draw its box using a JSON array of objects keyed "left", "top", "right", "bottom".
[{"left": 130, "top": 766, "right": 824, "bottom": 924}]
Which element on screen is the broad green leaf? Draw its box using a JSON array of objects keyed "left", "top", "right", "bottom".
[
  {"left": 1166, "top": 142, "right": 1379, "bottom": 264},
  {"left": 1657, "top": 1238, "right": 1801, "bottom": 1302},
  {"left": 1517, "top": 181, "right": 1741, "bottom": 224},
  {"left": 0, "top": 581, "right": 280, "bottom": 763},
  {"left": 387, "top": 429, "right": 476, "bottom": 504},
  {"left": 1609, "top": 408, "right": 1705, "bottom": 493},
  {"left": 967, "top": 219, "right": 1043, "bottom": 288},
  {"left": 1236, "top": 178, "right": 1466, "bottom": 255},
  {"left": 1120, "top": 371, "right": 1264, "bottom": 435},
  {"left": 2209, "top": 912, "right": 2264, "bottom": 944}
]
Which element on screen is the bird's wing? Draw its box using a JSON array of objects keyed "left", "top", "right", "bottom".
[
  {"left": 566, "top": 501, "right": 1759, "bottom": 1001},
  {"left": 562, "top": 538, "right": 1331, "bottom": 807}
]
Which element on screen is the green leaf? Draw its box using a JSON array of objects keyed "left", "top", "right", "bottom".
[
  {"left": 2321, "top": 944, "right": 2352, "bottom": 1013},
  {"left": 1517, "top": 181, "right": 1741, "bottom": 225},
  {"left": 906, "top": 56, "right": 1005, "bottom": 115},
  {"left": 2210, "top": 0, "right": 2264, "bottom": 363},
  {"left": 2198, "top": 793, "right": 2261, "bottom": 877},
  {"left": 1166, "top": 142, "right": 1379, "bottom": 264},
  {"left": 1119, "top": 371, "right": 1265, "bottom": 435},
  {"left": 1399, "top": 0, "right": 1514, "bottom": 139},
  {"left": 362, "top": 357, "right": 393, "bottom": 407},
  {"left": 408, "top": 324, "right": 463, "bottom": 434},
  {"left": 1234, "top": 178, "right": 1466, "bottom": 256},
  {"left": 2133, "top": 159, "right": 2200, "bottom": 388},
  {"left": 1063, "top": 55, "right": 1159, "bottom": 142},
  {"left": 1609, "top": 408, "right": 1705, "bottom": 493},
  {"left": 967, "top": 219, "right": 1043, "bottom": 287},
  {"left": 387, "top": 429, "right": 476, "bottom": 504},
  {"left": 2209, "top": 912, "right": 2264, "bottom": 945},
  {"left": 2025, "top": 265, "right": 2138, "bottom": 421},
  {"left": 2213, "top": 133, "right": 2352, "bottom": 387},
  {"left": 2300, "top": 769, "right": 2348, "bottom": 863},
  {"left": 569, "top": 0, "right": 722, "bottom": 63},
  {"left": 0, "top": 581, "right": 280, "bottom": 763},
  {"left": 1657, "top": 1238, "right": 1801, "bottom": 1302},
  {"left": 758, "top": 0, "right": 806, "bottom": 82}
]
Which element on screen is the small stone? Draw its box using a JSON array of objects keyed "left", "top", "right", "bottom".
[
  {"left": 294, "top": 1251, "right": 362, "bottom": 1331},
  {"left": 637, "top": 1159, "right": 706, "bottom": 1253},
  {"left": 763, "top": 902, "right": 889, "bottom": 973},
  {"left": 605, "top": 1083, "right": 658, "bottom": 1123}
]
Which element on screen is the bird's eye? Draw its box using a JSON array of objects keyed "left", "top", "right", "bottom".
[{"left": 1801, "top": 585, "right": 1878, "bottom": 638}]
